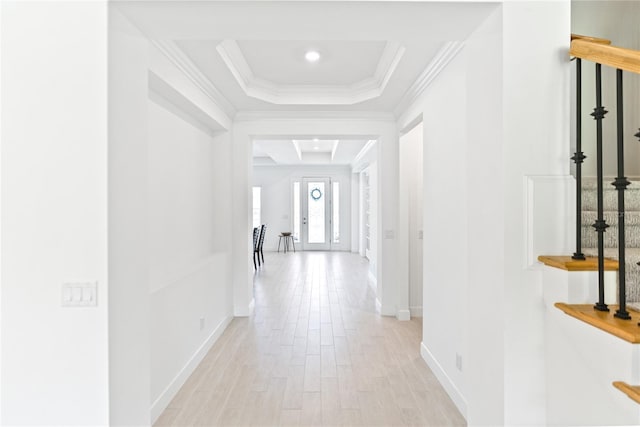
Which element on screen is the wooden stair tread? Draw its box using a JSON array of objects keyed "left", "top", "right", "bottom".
[
  {"left": 538, "top": 255, "right": 618, "bottom": 271},
  {"left": 613, "top": 381, "right": 640, "bottom": 404},
  {"left": 555, "top": 303, "right": 640, "bottom": 344}
]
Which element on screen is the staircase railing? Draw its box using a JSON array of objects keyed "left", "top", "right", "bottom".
[{"left": 570, "top": 34, "right": 640, "bottom": 321}]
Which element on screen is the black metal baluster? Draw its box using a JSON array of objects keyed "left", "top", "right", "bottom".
[
  {"left": 613, "top": 69, "right": 631, "bottom": 319},
  {"left": 572, "top": 58, "right": 587, "bottom": 260},
  {"left": 592, "top": 63, "right": 610, "bottom": 312}
]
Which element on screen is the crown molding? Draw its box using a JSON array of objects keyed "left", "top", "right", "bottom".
[
  {"left": 215, "top": 39, "right": 253, "bottom": 93},
  {"left": 331, "top": 140, "right": 339, "bottom": 160},
  {"left": 352, "top": 139, "right": 377, "bottom": 166},
  {"left": 374, "top": 42, "right": 406, "bottom": 94},
  {"left": 292, "top": 140, "right": 302, "bottom": 160},
  {"left": 234, "top": 110, "right": 396, "bottom": 122},
  {"left": 151, "top": 39, "right": 237, "bottom": 119},
  {"left": 394, "top": 41, "right": 465, "bottom": 117},
  {"left": 217, "top": 39, "right": 405, "bottom": 105}
]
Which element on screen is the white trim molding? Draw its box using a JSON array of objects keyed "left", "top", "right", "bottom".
[
  {"left": 394, "top": 41, "right": 465, "bottom": 118},
  {"left": 375, "top": 298, "right": 382, "bottom": 314},
  {"left": 234, "top": 110, "right": 396, "bottom": 123},
  {"left": 217, "top": 39, "right": 405, "bottom": 105},
  {"left": 352, "top": 139, "right": 377, "bottom": 167},
  {"left": 523, "top": 175, "right": 575, "bottom": 270},
  {"left": 409, "top": 306, "right": 423, "bottom": 317},
  {"left": 396, "top": 309, "right": 410, "bottom": 321},
  {"left": 150, "top": 315, "right": 233, "bottom": 424},
  {"left": 421, "top": 342, "right": 467, "bottom": 420},
  {"left": 151, "top": 39, "right": 236, "bottom": 119}
]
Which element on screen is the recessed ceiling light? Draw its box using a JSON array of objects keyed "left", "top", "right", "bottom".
[
  {"left": 313, "top": 138, "right": 319, "bottom": 142},
  {"left": 313, "top": 146, "right": 320, "bottom": 150},
  {"left": 305, "top": 50, "right": 321, "bottom": 62}
]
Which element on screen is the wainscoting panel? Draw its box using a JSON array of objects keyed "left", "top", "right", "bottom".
[{"left": 524, "top": 175, "right": 575, "bottom": 269}]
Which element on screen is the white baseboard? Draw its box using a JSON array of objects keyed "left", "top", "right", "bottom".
[
  {"left": 151, "top": 315, "right": 233, "bottom": 423},
  {"left": 396, "top": 309, "right": 411, "bottom": 321},
  {"left": 368, "top": 270, "right": 377, "bottom": 292},
  {"left": 420, "top": 342, "right": 467, "bottom": 420},
  {"left": 410, "top": 306, "right": 423, "bottom": 317}
]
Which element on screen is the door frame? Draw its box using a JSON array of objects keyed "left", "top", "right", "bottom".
[{"left": 301, "top": 177, "right": 332, "bottom": 251}]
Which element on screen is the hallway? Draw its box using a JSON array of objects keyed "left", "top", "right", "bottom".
[{"left": 155, "top": 252, "right": 464, "bottom": 426}]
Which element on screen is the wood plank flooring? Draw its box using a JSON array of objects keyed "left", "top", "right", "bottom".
[{"left": 155, "top": 251, "right": 465, "bottom": 426}]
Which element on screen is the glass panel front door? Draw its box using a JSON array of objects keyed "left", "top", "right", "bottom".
[{"left": 301, "top": 177, "right": 331, "bottom": 250}]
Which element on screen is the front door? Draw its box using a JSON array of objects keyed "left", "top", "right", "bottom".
[{"left": 301, "top": 177, "right": 331, "bottom": 250}]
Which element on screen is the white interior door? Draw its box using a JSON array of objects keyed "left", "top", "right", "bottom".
[{"left": 301, "top": 177, "right": 331, "bottom": 250}]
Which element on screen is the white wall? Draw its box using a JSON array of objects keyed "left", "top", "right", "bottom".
[
  {"left": 400, "top": 123, "right": 424, "bottom": 317},
  {"left": 572, "top": 1, "right": 640, "bottom": 177},
  {"left": 108, "top": 8, "right": 151, "bottom": 424},
  {"left": 367, "top": 164, "right": 378, "bottom": 286},
  {"left": 350, "top": 172, "right": 359, "bottom": 253},
  {"left": 397, "top": 1, "right": 571, "bottom": 425},
  {"left": 502, "top": 3, "right": 571, "bottom": 425},
  {"left": 147, "top": 99, "right": 233, "bottom": 421},
  {"left": 410, "top": 50, "right": 470, "bottom": 417},
  {"left": 252, "top": 165, "right": 352, "bottom": 252},
  {"left": 110, "top": 6, "right": 235, "bottom": 424},
  {"left": 1, "top": 2, "right": 109, "bottom": 424}
]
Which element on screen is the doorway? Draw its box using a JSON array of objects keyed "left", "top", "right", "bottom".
[
  {"left": 400, "top": 122, "right": 424, "bottom": 318},
  {"left": 301, "top": 177, "right": 332, "bottom": 250}
]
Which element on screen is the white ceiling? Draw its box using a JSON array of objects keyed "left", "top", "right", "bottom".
[
  {"left": 235, "top": 40, "right": 387, "bottom": 86},
  {"left": 117, "top": 0, "right": 498, "bottom": 164},
  {"left": 253, "top": 139, "right": 370, "bottom": 166}
]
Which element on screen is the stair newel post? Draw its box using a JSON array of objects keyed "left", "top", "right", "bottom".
[
  {"left": 592, "top": 63, "right": 610, "bottom": 312},
  {"left": 572, "top": 58, "right": 587, "bottom": 260},
  {"left": 614, "top": 69, "right": 631, "bottom": 319}
]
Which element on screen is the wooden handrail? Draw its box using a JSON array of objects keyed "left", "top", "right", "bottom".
[
  {"left": 571, "top": 33, "right": 611, "bottom": 45},
  {"left": 571, "top": 39, "right": 640, "bottom": 75}
]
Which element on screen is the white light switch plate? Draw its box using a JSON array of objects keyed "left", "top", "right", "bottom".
[{"left": 62, "top": 282, "right": 97, "bottom": 307}]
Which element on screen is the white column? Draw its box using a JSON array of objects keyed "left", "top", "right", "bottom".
[
  {"left": 108, "top": 7, "right": 151, "bottom": 425},
  {"left": 350, "top": 172, "right": 360, "bottom": 253},
  {"left": 1, "top": 1, "right": 110, "bottom": 424},
  {"left": 396, "top": 132, "right": 411, "bottom": 321},
  {"left": 231, "top": 123, "right": 254, "bottom": 316},
  {"left": 377, "top": 126, "right": 401, "bottom": 317}
]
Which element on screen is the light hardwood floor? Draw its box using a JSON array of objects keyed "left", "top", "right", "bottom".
[{"left": 155, "top": 251, "right": 465, "bottom": 426}]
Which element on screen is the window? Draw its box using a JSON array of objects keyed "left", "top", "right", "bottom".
[
  {"left": 252, "top": 186, "right": 261, "bottom": 229},
  {"left": 332, "top": 181, "right": 340, "bottom": 243},
  {"left": 293, "top": 182, "right": 300, "bottom": 241}
]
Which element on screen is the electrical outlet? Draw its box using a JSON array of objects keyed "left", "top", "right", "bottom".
[
  {"left": 456, "top": 353, "right": 463, "bottom": 371},
  {"left": 199, "top": 317, "right": 205, "bottom": 331}
]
